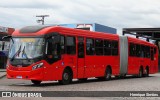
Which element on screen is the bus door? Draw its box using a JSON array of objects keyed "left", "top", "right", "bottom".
[
  {"left": 140, "top": 45, "right": 145, "bottom": 70},
  {"left": 77, "top": 37, "right": 85, "bottom": 78},
  {"left": 128, "top": 43, "right": 137, "bottom": 74}
]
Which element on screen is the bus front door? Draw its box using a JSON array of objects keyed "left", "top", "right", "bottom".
[{"left": 77, "top": 37, "right": 85, "bottom": 78}]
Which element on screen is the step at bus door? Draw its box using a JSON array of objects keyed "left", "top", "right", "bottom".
[{"left": 77, "top": 37, "right": 85, "bottom": 78}]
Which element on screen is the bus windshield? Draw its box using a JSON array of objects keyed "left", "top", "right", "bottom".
[{"left": 9, "top": 38, "right": 44, "bottom": 59}]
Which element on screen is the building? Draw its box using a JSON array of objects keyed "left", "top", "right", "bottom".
[
  {"left": 0, "top": 26, "right": 15, "bottom": 69},
  {"left": 59, "top": 23, "right": 117, "bottom": 34}
]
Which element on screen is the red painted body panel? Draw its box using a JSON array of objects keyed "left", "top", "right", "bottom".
[
  {"left": 7, "top": 60, "right": 45, "bottom": 80},
  {"left": 7, "top": 26, "right": 158, "bottom": 81},
  {"left": 127, "top": 37, "right": 158, "bottom": 74}
]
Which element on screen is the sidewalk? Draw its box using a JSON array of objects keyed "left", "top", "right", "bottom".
[{"left": 0, "top": 69, "right": 6, "bottom": 79}]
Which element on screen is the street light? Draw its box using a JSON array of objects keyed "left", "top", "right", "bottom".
[{"left": 36, "top": 15, "right": 49, "bottom": 25}]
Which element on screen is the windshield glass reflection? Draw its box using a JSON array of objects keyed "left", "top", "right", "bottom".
[{"left": 9, "top": 38, "right": 44, "bottom": 59}]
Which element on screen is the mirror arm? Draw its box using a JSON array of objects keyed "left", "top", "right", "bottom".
[
  {"left": 2, "top": 35, "right": 14, "bottom": 43},
  {"left": 11, "top": 38, "right": 14, "bottom": 43}
]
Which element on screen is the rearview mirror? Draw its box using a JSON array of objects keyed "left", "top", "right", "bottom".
[
  {"left": 2, "top": 42, "right": 4, "bottom": 51},
  {"left": 2, "top": 35, "right": 12, "bottom": 40},
  {"left": 2, "top": 35, "right": 14, "bottom": 43}
]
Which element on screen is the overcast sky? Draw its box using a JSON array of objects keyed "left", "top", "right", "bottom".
[{"left": 0, "top": 0, "right": 160, "bottom": 34}]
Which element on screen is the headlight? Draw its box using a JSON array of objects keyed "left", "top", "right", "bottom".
[{"left": 32, "top": 63, "right": 44, "bottom": 70}]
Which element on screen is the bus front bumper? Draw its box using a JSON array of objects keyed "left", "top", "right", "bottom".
[{"left": 7, "top": 68, "right": 44, "bottom": 81}]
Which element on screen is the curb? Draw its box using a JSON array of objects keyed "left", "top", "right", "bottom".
[
  {"left": 0, "top": 71, "right": 6, "bottom": 72},
  {"left": 0, "top": 74, "right": 6, "bottom": 79},
  {"left": 0, "top": 70, "right": 6, "bottom": 72}
]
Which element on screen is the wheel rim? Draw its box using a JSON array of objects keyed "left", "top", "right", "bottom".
[
  {"left": 146, "top": 69, "right": 149, "bottom": 76},
  {"left": 139, "top": 69, "right": 142, "bottom": 77},
  {"left": 63, "top": 73, "right": 69, "bottom": 80},
  {"left": 106, "top": 70, "right": 111, "bottom": 79}
]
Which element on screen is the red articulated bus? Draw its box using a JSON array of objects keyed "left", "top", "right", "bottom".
[{"left": 6, "top": 25, "right": 158, "bottom": 85}]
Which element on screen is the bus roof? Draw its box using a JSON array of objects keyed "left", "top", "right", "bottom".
[
  {"left": 127, "top": 36, "right": 156, "bottom": 47},
  {"left": 12, "top": 25, "right": 157, "bottom": 47},
  {"left": 12, "top": 25, "right": 119, "bottom": 40}
]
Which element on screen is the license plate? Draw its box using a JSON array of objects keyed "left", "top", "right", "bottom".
[{"left": 16, "top": 76, "right": 22, "bottom": 79}]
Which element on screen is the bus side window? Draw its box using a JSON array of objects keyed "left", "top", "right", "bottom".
[
  {"left": 60, "top": 36, "right": 65, "bottom": 54},
  {"left": 136, "top": 44, "right": 141, "bottom": 57},
  {"left": 146, "top": 46, "right": 150, "bottom": 58},
  {"left": 104, "top": 40, "right": 111, "bottom": 55},
  {"left": 111, "top": 41, "right": 118, "bottom": 56},
  {"left": 129, "top": 43, "right": 136, "bottom": 56},
  {"left": 95, "top": 39, "right": 103, "bottom": 55},
  {"left": 141, "top": 45, "right": 145, "bottom": 58},
  {"left": 66, "top": 36, "right": 76, "bottom": 54},
  {"left": 86, "top": 38, "right": 94, "bottom": 55},
  {"left": 141, "top": 45, "right": 149, "bottom": 58}
]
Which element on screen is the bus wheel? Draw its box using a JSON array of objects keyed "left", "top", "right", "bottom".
[
  {"left": 78, "top": 78, "right": 87, "bottom": 81},
  {"left": 145, "top": 68, "right": 149, "bottom": 77},
  {"left": 138, "top": 68, "right": 143, "bottom": 78},
  {"left": 104, "top": 67, "right": 111, "bottom": 81},
  {"left": 59, "top": 69, "right": 72, "bottom": 85},
  {"left": 31, "top": 80, "right": 41, "bottom": 85}
]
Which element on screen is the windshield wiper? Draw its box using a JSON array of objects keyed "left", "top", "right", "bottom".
[
  {"left": 11, "top": 45, "right": 22, "bottom": 61},
  {"left": 22, "top": 46, "right": 30, "bottom": 61}
]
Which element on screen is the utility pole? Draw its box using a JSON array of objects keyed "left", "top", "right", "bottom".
[{"left": 36, "top": 15, "right": 49, "bottom": 25}]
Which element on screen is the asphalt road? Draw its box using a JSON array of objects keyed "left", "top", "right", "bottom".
[{"left": 0, "top": 73, "right": 160, "bottom": 100}]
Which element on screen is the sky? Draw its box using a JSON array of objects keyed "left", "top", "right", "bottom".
[{"left": 0, "top": 0, "right": 160, "bottom": 34}]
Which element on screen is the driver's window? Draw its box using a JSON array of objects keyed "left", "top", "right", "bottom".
[
  {"left": 46, "top": 36, "right": 61, "bottom": 64},
  {"left": 60, "top": 36, "right": 65, "bottom": 54},
  {"left": 47, "top": 38, "right": 53, "bottom": 55}
]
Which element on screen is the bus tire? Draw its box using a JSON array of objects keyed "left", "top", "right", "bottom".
[
  {"left": 31, "top": 80, "right": 41, "bottom": 85},
  {"left": 138, "top": 68, "right": 143, "bottom": 78},
  {"left": 104, "top": 67, "right": 112, "bottom": 81},
  {"left": 59, "top": 69, "right": 72, "bottom": 85},
  {"left": 145, "top": 67, "right": 149, "bottom": 77}
]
